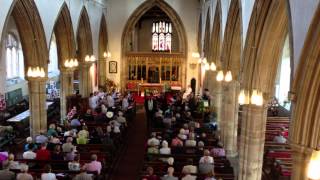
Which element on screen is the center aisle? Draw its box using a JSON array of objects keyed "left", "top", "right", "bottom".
[{"left": 109, "top": 108, "right": 147, "bottom": 180}]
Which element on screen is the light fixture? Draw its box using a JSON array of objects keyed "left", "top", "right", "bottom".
[
  {"left": 85, "top": 55, "right": 96, "bottom": 63},
  {"left": 307, "top": 149, "right": 320, "bottom": 180},
  {"left": 238, "top": 89, "right": 263, "bottom": 106},
  {"left": 204, "top": 63, "right": 210, "bottom": 71},
  {"left": 64, "top": 58, "right": 79, "bottom": 68},
  {"left": 216, "top": 70, "right": 224, "bottom": 81},
  {"left": 103, "top": 52, "right": 111, "bottom": 58},
  {"left": 210, "top": 62, "right": 216, "bottom": 71},
  {"left": 27, "top": 66, "right": 45, "bottom": 78},
  {"left": 192, "top": 52, "right": 200, "bottom": 58},
  {"left": 224, "top": 71, "right": 232, "bottom": 82}
]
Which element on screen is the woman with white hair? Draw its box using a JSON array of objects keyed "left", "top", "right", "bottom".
[
  {"left": 159, "top": 140, "right": 171, "bottom": 154},
  {"left": 17, "top": 164, "right": 33, "bottom": 180},
  {"left": 24, "top": 137, "right": 37, "bottom": 152}
]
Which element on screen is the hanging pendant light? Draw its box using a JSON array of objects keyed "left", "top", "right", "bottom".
[
  {"left": 210, "top": 62, "right": 216, "bottom": 71},
  {"left": 307, "top": 149, "right": 320, "bottom": 180},
  {"left": 204, "top": 63, "right": 210, "bottom": 71},
  {"left": 224, "top": 71, "right": 232, "bottom": 82},
  {"left": 216, "top": 70, "right": 224, "bottom": 81},
  {"left": 238, "top": 90, "right": 246, "bottom": 105}
]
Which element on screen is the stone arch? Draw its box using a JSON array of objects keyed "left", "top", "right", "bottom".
[
  {"left": 121, "top": 0, "right": 188, "bottom": 89},
  {"left": 240, "top": 0, "right": 289, "bottom": 97},
  {"left": 76, "top": 7, "right": 93, "bottom": 62},
  {"left": 98, "top": 14, "right": 108, "bottom": 87},
  {"left": 52, "top": 2, "right": 76, "bottom": 70},
  {"left": 122, "top": 0, "right": 187, "bottom": 56},
  {"left": 5, "top": 0, "right": 48, "bottom": 69},
  {"left": 203, "top": 8, "right": 211, "bottom": 58},
  {"left": 209, "top": 1, "right": 222, "bottom": 65},
  {"left": 221, "top": 0, "right": 242, "bottom": 79},
  {"left": 289, "top": 5, "right": 320, "bottom": 180}
]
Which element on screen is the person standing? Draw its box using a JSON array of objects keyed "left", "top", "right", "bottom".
[{"left": 144, "top": 93, "right": 156, "bottom": 129}]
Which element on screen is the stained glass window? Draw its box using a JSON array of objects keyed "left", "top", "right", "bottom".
[{"left": 152, "top": 21, "right": 172, "bottom": 52}]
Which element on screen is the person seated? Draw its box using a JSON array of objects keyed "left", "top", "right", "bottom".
[
  {"left": 41, "top": 164, "right": 56, "bottom": 180},
  {"left": 16, "top": 164, "right": 33, "bottom": 180},
  {"left": 24, "top": 137, "right": 37, "bottom": 152},
  {"left": 65, "top": 148, "right": 77, "bottom": 161},
  {"left": 47, "top": 136, "right": 60, "bottom": 151},
  {"left": 161, "top": 167, "right": 178, "bottom": 180},
  {"left": 35, "top": 131, "right": 48, "bottom": 144},
  {"left": 68, "top": 155, "right": 80, "bottom": 171},
  {"left": 51, "top": 145, "right": 64, "bottom": 160},
  {"left": 36, "top": 143, "right": 51, "bottom": 160},
  {"left": 199, "top": 150, "right": 214, "bottom": 164},
  {"left": 147, "top": 133, "right": 160, "bottom": 146},
  {"left": 273, "top": 132, "right": 287, "bottom": 144},
  {"left": 210, "top": 145, "right": 225, "bottom": 157},
  {"left": 82, "top": 109, "right": 94, "bottom": 122},
  {"left": 7, "top": 154, "right": 19, "bottom": 169},
  {"left": 67, "top": 106, "right": 77, "bottom": 120},
  {"left": 73, "top": 167, "right": 93, "bottom": 180},
  {"left": 0, "top": 160, "right": 15, "bottom": 180},
  {"left": 78, "top": 126, "right": 89, "bottom": 138},
  {"left": 47, "top": 124, "right": 58, "bottom": 137},
  {"left": 171, "top": 136, "right": 183, "bottom": 147},
  {"left": 116, "top": 111, "right": 127, "bottom": 126},
  {"left": 142, "top": 166, "right": 160, "bottom": 180},
  {"left": 159, "top": 140, "right": 171, "bottom": 155},
  {"left": 182, "top": 159, "right": 198, "bottom": 174},
  {"left": 178, "top": 129, "right": 187, "bottom": 140},
  {"left": 197, "top": 141, "right": 205, "bottom": 155},
  {"left": 101, "top": 104, "right": 108, "bottom": 114},
  {"left": 83, "top": 154, "right": 102, "bottom": 174},
  {"left": 181, "top": 166, "right": 196, "bottom": 180},
  {"left": 147, "top": 141, "right": 159, "bottom": 154},
  {"left": 23, "top": 144, "right": 36, "bottom": 159},
  {"left": 199, "top": 150, "right": 214, "bottom": 174},
  {"left": 204, "top": 169, "right": 217, "bottom": 180},
  {"left": 280, "top": 126, "right": 289, "bottom": 138},
  {"left": 185, "top": 133, "right": 197, "bottom": 147},
  {"left": 77, "top": 134, "right": 88, "bottom": 145},
  {"left": 167, "top": 157, "right": 174, "bottom": 167},
  {"left": 94, "top": 107, "right": 108, "bottom": 124},
  {"left": 62, "top": 137, "right": 75, "bottom": 153}
]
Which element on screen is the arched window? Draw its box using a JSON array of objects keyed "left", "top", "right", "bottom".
[
  {"left": 152, "top": 21, "right": 172, "bottom": 52},
  {"left": 6, "top": 33, "right": 24, "bottom": 79},
  {"left": 48, "top": 34, "right": 59, "bottom": 77}
]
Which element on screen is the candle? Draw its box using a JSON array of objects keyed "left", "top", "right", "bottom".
[
  {"left": 160, "top": 77, "right": 162, "bottom": 84},
  {"left": 141, "top": 78, "right": 143, "bottom": 83}
]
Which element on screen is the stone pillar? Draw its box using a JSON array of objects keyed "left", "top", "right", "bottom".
[
  {"left": 60, "top": 69, "right": 74, "bottom": 121},
  {"left": 221, "top": 81, "right": 239, "bottom": 157},
  {"left": 28, "top": 78, "right": 47, "bottom": 138},
  {"left": 213, "top": 82, "right": 223, "bottom": 128},
  {"left": 98, "top": 59, "right": 107, "bottom": 88},
  {"left": 238, "top": 104, "right": 267, "bottom": 180},
  {"left": 290, "top": 144, "right": 312, "bottom": 180},
  {"left": 79, "top": 63, "right": 92, "bottom": 97}
]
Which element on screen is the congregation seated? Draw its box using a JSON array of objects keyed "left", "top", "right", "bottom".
[
  {"left": 273, "top": 132, "right": 287, "bottom": 144},
  {"left": 199, "top": 150, "right": 214, "bottom": 174},
  {"left": 62, "top": 137, "right": 75, "bottom": 153},
  {"left": 23, "top": 144, "right": 36, "bottom": 160},
  {"left": 36, "top": 143, "right": 51, "bottom": 160},
  {"left": 181, "top": 167, "right": 196, "bottom": 180},
  {"left": 160, "top": 141, "right": 171, "bottom": 155},
  {"left": 35, "top": 131, "right": 48, "bottom": 144},
  {"left": 142, "top": 166, "right": 160, "bottom": 180},
  {"left": 68, "top": 155, "right": 80, "bottom": 171},
  {"left": 24, "top": 137, "right": 37, "bottom": 152},
  {"left": 73, "top": 167, "right": 94, "bottom": 180},
  {"left": 182, "top": 159, "right": 197, "bottom": 174}
]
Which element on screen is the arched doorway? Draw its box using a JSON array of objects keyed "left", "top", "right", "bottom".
[{"left": 121, "top": 0, "right": 187, "bottom": 95}]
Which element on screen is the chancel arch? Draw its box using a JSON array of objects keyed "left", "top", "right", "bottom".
[
  {"left": 76, "top": 7, "right": 94, "bottom": 97},
  {"left": 121, "top": 0, "right": 187, "bottom": 92}
]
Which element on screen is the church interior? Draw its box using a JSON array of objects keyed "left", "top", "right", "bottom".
[{"left": 0, "top": 0, "right": 319, "bottom": 179}]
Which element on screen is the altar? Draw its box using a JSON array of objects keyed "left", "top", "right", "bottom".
[{"left": 138, "top": 83, "right": 164, "bottom": 96}]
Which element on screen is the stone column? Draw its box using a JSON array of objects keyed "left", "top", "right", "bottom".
[
  {"left": 221, "top": 81, "right": 239, "bottom": 157},
  {"left": 238, "top": 104, "right": 267, "bottom": 180},
  {"left": 79, "top": 63, "right": 92, "bottom": 97},
  {"left": 212, "top": 81, "right": 223, "bottom": 129},
  {"left": 98, "top": 58, "right": 107, "bottom": 88},
  {"left": 28, "top": 78, "right": 47, "bottom": 138},
  {"left": 290, "top": 144, "right": 312, "bottom": 180},
  {"left": 60, "top": 69, "right": 74, "bottom": 120}
]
